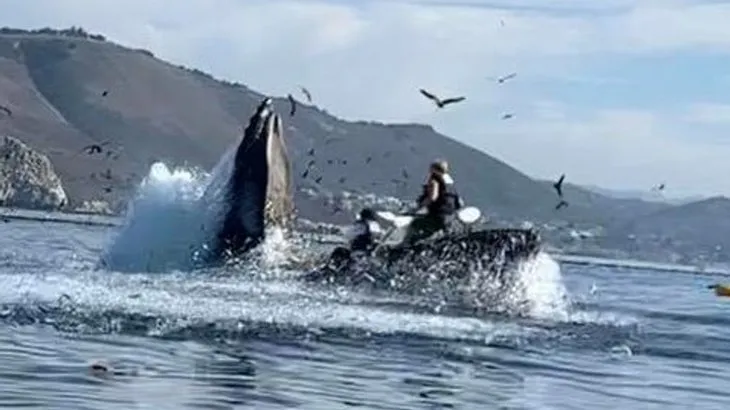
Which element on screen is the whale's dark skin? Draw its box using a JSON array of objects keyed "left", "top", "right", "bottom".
[{"left": 207, "top": 98, "right": 293, "bottom": 262}]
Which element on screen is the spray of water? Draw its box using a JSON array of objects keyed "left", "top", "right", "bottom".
[{"left": 99, "top": 162, "right": 212, "bottom": 272}]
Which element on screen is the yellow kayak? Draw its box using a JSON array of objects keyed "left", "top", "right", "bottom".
[{"left": 708, "top": 284, "right": 730, "bottom": 297}]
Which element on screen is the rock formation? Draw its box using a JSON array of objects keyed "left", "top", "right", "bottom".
[{"left": 0, "top": 136, "right": 68, "bottom": 210}]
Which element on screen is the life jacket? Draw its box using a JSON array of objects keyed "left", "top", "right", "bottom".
[
  {"left": 427, "top": 173, "right": 461, "bottom": 216},
  {"left": 348, "top": 219, "right": 381, "bottom": 252}
]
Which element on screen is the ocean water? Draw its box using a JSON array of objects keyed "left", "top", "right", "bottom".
[{"left": 0, "top": 162, "right": 729, "bottom": 409}]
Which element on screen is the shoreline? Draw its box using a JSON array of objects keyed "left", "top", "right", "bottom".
[
  {"left": 3, "top": 207, "right": 727, "bottom": 277},
  {"left": 0, "top": 207, "right": 121, "bottom": 227}
]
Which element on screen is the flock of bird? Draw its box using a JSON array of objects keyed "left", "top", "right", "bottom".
[{"left": 0, "top": 62, "right": 670, "bottom": 217}]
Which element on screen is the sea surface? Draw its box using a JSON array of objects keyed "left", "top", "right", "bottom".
[{"left": 1, "top": 162, "right": 729, "bottom": 409}]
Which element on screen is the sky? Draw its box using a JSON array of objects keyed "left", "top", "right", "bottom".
[{"left": 3, "top": 0, "right": 730, "bottom": 199}]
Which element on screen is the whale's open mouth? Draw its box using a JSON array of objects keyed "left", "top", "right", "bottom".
[{"left": 209, "top": 98, "right": 293, "bottom": 261}]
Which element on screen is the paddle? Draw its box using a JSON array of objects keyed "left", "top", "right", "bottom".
[
  {"left": 455, "top": 206, "right": 481, "bottom": 225},
  {"left": 377, "top": 206, "right": 480, "bottom": 228}
]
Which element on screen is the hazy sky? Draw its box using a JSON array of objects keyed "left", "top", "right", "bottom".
[{"left": 4, "top": 0, "right": 730, "bottom": 198}]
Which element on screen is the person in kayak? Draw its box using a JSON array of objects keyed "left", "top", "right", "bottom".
[
  {"left": 403, "top": 160, "right": 463, "bottom": 245},
  {"left": 346, "top": 208, "right": 382, "bottom": 253}
]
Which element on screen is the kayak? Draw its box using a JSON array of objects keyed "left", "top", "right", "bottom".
[{"left": 709, "top": 284, "right": 730, "bottom": 297}]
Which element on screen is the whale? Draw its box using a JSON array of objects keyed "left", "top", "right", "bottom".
[{"left": 203, "top": 97, "right": 294, "bottom": 263}]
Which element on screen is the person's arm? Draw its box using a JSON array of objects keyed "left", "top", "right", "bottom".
[{"left": 419, "top": 180, "right": 439, "bottom": 207}]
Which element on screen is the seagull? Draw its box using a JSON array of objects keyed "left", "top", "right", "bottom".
[
  {"left": 300, "top": 87, "right": 312, "bottom": 103},
  {"left": 81, "top": 141, "right": 110, "bottom": 155},
  {"left": 553, "top": 174, "right": 565, "bottom": 197},
  {"left": 419, "top": 89, "right": 465, "bottom": 109},
  {"left": 287, "top": 93, "right": 296, "bottom": 116},
  {"left": 495, "top": 73, "right": 517, "bottom": 83}
]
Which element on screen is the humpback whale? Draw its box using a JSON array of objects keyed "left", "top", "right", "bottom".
[{"left": 204, "top": 97, "right": 294, "bottom": 263}]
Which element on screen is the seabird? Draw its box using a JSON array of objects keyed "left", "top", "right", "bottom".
[
  {"left": 496, "top": 73, "right": 516, "bottom": 83},
  {"left": 419, "top": 89, "right": 465, "bottom": 109},
  {"left": 0, "top": 105, "right": 12, "bottom": 117},
  {"left": 501, "top": 113, "right": 515, "bottom": 120},
  {"left": 300, "top": 87, "right": 312, "bottom": 103},
  {"left": 101, "top": 90, "right": 108, "bottom": 97},
  {"left": 287, "top": 93, "right": 296, "bottom": 116},
  {"left": 553, "top": 174, "right": 565, "bottom": 197}
]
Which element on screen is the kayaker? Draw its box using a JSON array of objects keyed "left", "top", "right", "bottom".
[
  {"left": 403, "top": 160, "right": 463, "bottom": 244},
  {"left": 347, "top": 208, "right": 382, "bottom": 253}
]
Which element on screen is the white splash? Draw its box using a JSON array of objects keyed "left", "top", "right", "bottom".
[
  {"left": 513, "top": 252, "right": 571, "bottom": 320},
  {"left": 99, "top": 162, "right": 214, "bottom": 272}
]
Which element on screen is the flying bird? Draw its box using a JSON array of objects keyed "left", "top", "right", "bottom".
[
  {"left": 653, "top": 183, "right": 665, "bottom": 191},
  {"left": 315, "top": 176, "right": 323, "bottom": 184},
  {"left": 555, "top": 200, "right": 569, "bottom": 210},
  {"left": 553, "top": 174, "right": 565, "bottom": 197},
  {"left": 287, "top": 93, "right": 296, "bottom": 116},
  {"left": 501, "top": 113, "right": 515, "bottom": 120},
  {"left": 81, "top": 141, "right": 110, "bottom": 155},
  {"left": 307, "top": 148, "right": 315, "bottom": 156},
  {"left": 0, "top": 105, "right": 12, "bottom": 117},
  {"left": 300, "top": 87, "right": 312, "bottom": 103},
  {"left": 101, "top": 90, "right": 109, "bottom": 97},
  {"left": 419, "top": 89, "right": 465, "bottom": 109},
  {"left": 495, "top": 73, "right": 517, "bottom": 83}
]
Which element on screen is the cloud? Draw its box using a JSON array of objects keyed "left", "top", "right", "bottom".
[{"left": 3, "top": 0, "right": 730, "bottom": 197}]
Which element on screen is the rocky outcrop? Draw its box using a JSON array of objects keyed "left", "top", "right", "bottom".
[{"left": 0, "top": 136, "right": 67, "bottom": 210}]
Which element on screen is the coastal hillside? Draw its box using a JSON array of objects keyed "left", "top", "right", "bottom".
[
  {"left": 0, "top": 27, "right": 673, "bottom": 226},
  {"left": 601, "top": 196, "right": 730, "bottom": 263}
]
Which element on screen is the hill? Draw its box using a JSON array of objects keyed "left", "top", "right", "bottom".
[
  {"left": 0, "top": 27, "right": 667, "bottom": 227},
  {"left": 600, "top": 196, "right": 730, "bottom": 263},
  {"left": 579, "top": 184, "right": 705, "bottom": 206}
]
